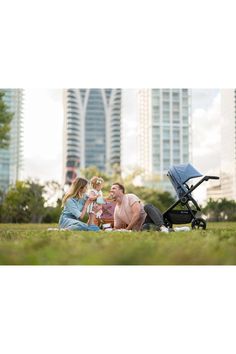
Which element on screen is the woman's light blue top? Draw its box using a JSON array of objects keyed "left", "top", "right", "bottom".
[
  {"left": 61, "top": 196, "right": 88, "bottom": 220},
  {"left": 59, "top": 195, "right": 100, "bottom": 231}
]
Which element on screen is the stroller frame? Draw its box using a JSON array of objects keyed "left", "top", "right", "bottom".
[{"left": 163, "top": 165, "right": 219, "bottom": 229}]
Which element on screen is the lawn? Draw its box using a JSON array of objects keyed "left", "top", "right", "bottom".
[{"left": 0, "top": 222, "right": 236, "bottom": 265}]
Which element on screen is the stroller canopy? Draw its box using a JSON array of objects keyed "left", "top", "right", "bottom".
[{"left": 167, "top": 163, "right": 202, "bottom": 198}]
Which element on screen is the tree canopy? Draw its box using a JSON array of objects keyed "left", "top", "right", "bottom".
[
  {"left": 0, "top": 181, "right": 46, "bottom": 223},
  {"left": 203, "top": 198, "right": 236, "bottom": 222}
]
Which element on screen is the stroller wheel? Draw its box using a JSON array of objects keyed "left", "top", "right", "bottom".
[{"left": 191, "top": 218, "right": 206, "bottom": 230}]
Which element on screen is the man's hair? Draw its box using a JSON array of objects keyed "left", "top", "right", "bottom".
[{"left": 112, "top": 182, "right": 125, "bottom": 194}]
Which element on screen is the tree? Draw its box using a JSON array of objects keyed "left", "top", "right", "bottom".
[
  {"left": 27, "top": 180, "right": 47, "bottom": 222},
  {"left": 220, "top": 198, "right": 236, "bottom": 221},
  {"left": 43, "top": 180, "right": 63, "bottom": 207},
  {"left": 0, "top": 189, "right": 4, "bottom": 222},
  {"left": 1, "top": 180, "right": 46, "bottom": 223},
  {"left": 0, "top": 91, "right": 13, "bottom": 149},
  {"left": 202, "top": 199, "right": 222, "bottom": 221},
  {"left": 203, "top": 198, "right": 236, "bottom": 221},
  {"left": 42, "top": 198, "right": 62, "bottom": 223}
]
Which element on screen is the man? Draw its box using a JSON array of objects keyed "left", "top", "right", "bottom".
[{"left": 110, "top": 183, "right": 169, "bottom": 232}]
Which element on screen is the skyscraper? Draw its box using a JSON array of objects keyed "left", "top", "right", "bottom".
[
  {"left": 63, "top": 89, "right": 121, "bottom": 184},
  {"left": 138, "top": 89, "right": 191, "bottom": 191},
  {"left": 207, "top": 89, "right": 236, "bottom": 200},
  {"left": 0, "top": 89, "right": 23, "bottom": 191},
  {"left": 220, "top": 89, "right": 236, "bottom": 199}
]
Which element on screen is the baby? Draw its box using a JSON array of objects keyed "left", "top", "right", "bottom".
[{"left": 87, "top": 176, "right": 105, "bottom": 218}]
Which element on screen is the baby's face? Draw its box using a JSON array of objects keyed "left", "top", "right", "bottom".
[{"left": 95, "top": 183, "right": 103, "bottom": 191}]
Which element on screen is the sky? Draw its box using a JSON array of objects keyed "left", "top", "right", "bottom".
[
  {"left": 22, "top": 89, "right": 64, "bottom": 182},
  {"left": 22, "top": 88, "right": 221, "bottom": 186}
]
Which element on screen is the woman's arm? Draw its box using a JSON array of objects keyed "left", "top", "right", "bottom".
[
  {"left": 65, "top": 198, "right": 92, "bottom": 220},
  {"left": 79, "top": 198, "right": 92, "bottom": 220}
]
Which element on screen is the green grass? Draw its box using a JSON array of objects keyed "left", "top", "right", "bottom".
[{"left": 0, "top": 222, "right": 236, "bottom": 265}]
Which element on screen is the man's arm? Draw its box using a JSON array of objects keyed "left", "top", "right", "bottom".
[{"left": 126, "top": 202, "right": 141, "bottom": 230}]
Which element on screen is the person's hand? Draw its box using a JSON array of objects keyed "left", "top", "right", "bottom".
[
  {"left": 86, "top": 196, "right": 95, "bottom": 204},
  {"left": 92, "top": 204, "right": 102, "bottom": 213}
]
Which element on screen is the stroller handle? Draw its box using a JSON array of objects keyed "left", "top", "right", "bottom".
[{"left": 205, "top": 176, "right": 220, "bottom": 180}]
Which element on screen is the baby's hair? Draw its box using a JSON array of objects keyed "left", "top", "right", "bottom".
[{"left": 90, "top": 176, "right": 104, "bottom": 188}]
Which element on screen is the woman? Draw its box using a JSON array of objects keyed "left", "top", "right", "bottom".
[{"left": 59, "top": 177, "right": 100, "bottom": 231}]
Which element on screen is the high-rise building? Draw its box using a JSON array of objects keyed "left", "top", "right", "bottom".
[
  {"left": 0, "top": 89, "right": 23, "bottom": 191},
  {"left": 207, "top": 89, "right": 236, "bottom": 200},
  {"left": 220, "top": 89, "right": 236, "bottom": 199},
  {"left": 138, "top": 89, "right": 191, "bottom": 191},
  {"left": 63, "top": 89, "right": 121, "bottom": 184}
]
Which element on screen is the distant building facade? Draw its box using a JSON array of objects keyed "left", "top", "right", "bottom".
[
  {"left": 0, "top": 89, "right": 23, "bottom": 191},
  {"left": 138, "top": 89, "right": 191, "bottom": 192},
  {"left": 207, "top": 89, "right": 236, "bottom": 200},
  {"left": 63, "top": 89, "right": 121, "bottom": 184}
]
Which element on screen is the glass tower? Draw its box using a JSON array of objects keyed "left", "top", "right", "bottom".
[
  {"left": 207, "top": 89, "right": 236, "bottom": 200},
  {"left": 0, "top": 89, "right": 23, "bottom": 191},
  {"left": 63, "top": 89, "right": 121, "bottom": 184},
  {"left": 138, "top": 89, "right": 191, "bottom": 191}
]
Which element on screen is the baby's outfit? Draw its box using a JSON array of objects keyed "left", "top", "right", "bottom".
[{"left": 87, "top": 189, "right": 105, "bottom": 218}]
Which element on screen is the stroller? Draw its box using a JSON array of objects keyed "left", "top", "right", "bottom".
[{"left": 163, "top": 163, "right": 219, "bottom": 230}]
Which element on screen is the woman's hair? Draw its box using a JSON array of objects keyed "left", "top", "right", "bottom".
[
  {"left": 62, "top": 177, "right": 88, "bottom": 207},
  {"left": 90, "top": 176, "right": 104, "bottom": 189},
  {"left": 112, "top": 182, "right": 125, "bottom": 193}
]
